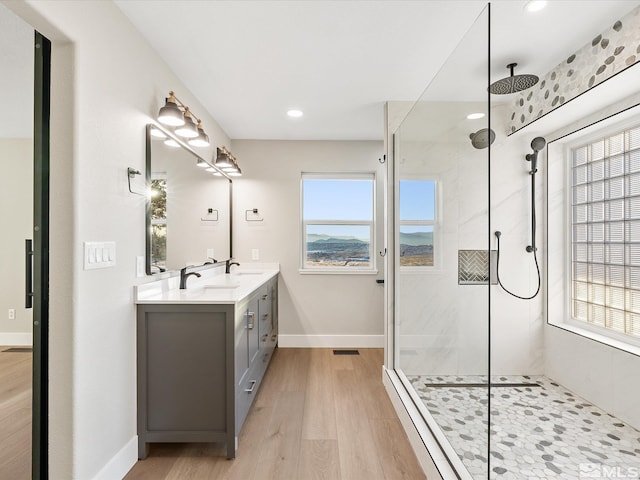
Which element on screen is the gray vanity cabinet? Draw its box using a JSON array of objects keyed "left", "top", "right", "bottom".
[
  {"left": 234, "top": 278, "right": 278, "bottom": 432},
  {"left": 136, "top": 276, "right": 278, "bottom": 461}
]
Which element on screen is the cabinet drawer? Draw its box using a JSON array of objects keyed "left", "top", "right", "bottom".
[{"left": 236, "top": 361, "right": 262, "bottom": 431}]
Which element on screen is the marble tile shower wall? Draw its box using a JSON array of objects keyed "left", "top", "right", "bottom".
[
  {"left": 397, "top": 126, "right": 544, "bottom": 376},
  {"left": 507, "top": 5, "right": 640, "bottom": 134}
]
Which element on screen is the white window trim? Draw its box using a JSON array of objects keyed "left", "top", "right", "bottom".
[
  {"left": 559, "top": 116, "right": 640, "bottom": 352},
  {"left": 398, "top": 177, "right": 441, "bottom": 272},
  {"left": 300, "top": 172, "right": 377, "bottom": 274}
]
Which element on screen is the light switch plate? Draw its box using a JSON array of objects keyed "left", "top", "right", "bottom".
[{"left": 84, "top": 241, "right": 116, "bottom": 270}]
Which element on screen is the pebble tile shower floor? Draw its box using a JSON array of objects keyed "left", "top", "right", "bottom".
[{"left": 408, "top": 375, "right": 640, "bottom": 479}]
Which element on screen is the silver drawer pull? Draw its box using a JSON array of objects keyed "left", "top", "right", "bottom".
[
  {"left": 262, "top": 313, "right": 269, "bottom": 320},
  {"left": 261, "top": 294, "right": 268, "bottom": 300},
  {"left": 261, "top": 334, "right": 268, "bottom": 342},
  {"left": 246, "top": 311, "right": 255, "bottom": 330},
  {"left": 244, "top": 380, "right": 257, "bottom": 394}
]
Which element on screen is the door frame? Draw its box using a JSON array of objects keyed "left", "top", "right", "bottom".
[{"left": 32, "top": 30, "right": 50, "bottom": 480}]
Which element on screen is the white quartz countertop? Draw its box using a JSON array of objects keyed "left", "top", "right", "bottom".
[{"left": 135, "top": 264, "right": 279, "bottom": 305}]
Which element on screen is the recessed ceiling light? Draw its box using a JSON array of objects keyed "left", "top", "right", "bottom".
[
  {"left": 287, "top": 109, "right": 304, "bottom": 118},
  {"left": 466, "top": 112, "right": 485, "bottom": 120},
  {"left": 525, "top": 0, "right": 547, "bottom": 13}
]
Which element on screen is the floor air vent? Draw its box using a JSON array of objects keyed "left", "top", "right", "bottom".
[
  {"left": 333, "top": 349, "right": 359, "bottom": 355},
  {"left": 2, "top": 347, "right": 33, "bottom": 353}
]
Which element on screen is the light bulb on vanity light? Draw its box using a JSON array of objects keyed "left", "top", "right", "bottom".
[
  {"left": 157, "top": 92, "right": 185, "bottom": 127},
  {"left": 174, "top": 108, "right": 198, "bottom": 138},
  {"left": 188, "top": 120, "right": 210, "bottom": 147}
]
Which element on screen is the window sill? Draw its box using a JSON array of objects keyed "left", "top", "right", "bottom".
[
  {"left": 548, "top": 319, "right": 640, "bottom": 358},
  {"left": 298, "top": 269, "right": 379, "bottom": 276}
]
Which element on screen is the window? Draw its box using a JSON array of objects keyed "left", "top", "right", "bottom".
[
  {"left": 399, "top": 180, "right": 436, "bottom": 267},
  {"left": 301, "top": 173, "right": 375, "bottom": 271},
  {"left": 150, "top": 175, "right": 167, "bottom": 273},
  {"left": 571, "top": 123, "right": 640, "bottom": 339}
]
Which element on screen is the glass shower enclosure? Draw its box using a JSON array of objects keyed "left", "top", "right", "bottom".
[
  {"left": 391, "top": 5, "right": 492, "bottom": 479},
  {"left": 389, "top": 3, "right": 640, "bottom": 479}
]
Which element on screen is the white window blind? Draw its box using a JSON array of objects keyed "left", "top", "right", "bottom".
[{"left": 571, "top": 123, "right": 640, "bottom": 338}]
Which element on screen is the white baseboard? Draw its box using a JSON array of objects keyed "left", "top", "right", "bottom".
[
  {"left": 278, "top": 334, "right": 384, "bottom": 348},
  {"left": 0, "top": 332, "right": 32, "bottom": 346},
  {"left": 92, "top": 435, "right": 138, "bottom": 480}
]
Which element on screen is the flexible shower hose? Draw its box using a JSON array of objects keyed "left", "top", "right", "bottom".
[{"left": 494, "top": 169, "right": 542, "bottom": 300}]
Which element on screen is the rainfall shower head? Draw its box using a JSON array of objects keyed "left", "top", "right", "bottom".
[
  {"left": 489, "top": 63, "right": 539, "bottom": 95},
  {"left": 469, "top": 128, "right": 495, "bottom": 149}
]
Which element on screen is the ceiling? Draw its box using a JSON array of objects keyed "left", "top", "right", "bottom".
[
  {"left": 2, "top": 1, "right": 639, "bottom": 140},
  {"left": 115, "top": 0, "right": 640, "bottom": 141}
]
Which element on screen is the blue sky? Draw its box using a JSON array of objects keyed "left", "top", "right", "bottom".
[
  {"left": 303, "top": 179, "right": 373, "bottom": 220},
  {"left": 399, "top": 180, "right": 435, "bottom": 220},
  {"left": 303, "top": 178, "right": 435, "bottom": 239}
]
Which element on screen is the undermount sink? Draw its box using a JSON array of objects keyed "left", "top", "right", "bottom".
[{"left": 232, "top": 272, "right": 263, "bottom": 276}]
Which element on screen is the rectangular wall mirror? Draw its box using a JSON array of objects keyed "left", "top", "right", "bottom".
[{"left": 145, "top": 124, "right": 231, "bottom": 274}]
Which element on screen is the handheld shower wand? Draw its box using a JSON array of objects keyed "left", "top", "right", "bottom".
[
  {"left": 494, "top": 136, "right": 546, "bottom": 300},
  {"left": 524, "top": 137, "right": 545, "bottom": 253},
  {"left": 525, "top": 136, "right": 546, "bottom": 175}
]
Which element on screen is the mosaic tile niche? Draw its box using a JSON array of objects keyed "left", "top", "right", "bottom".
[{"left": 506, "top": 5, "right": 640, "bottom": 134}]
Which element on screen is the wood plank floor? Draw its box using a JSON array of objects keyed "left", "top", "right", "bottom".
[
  {"left": 125, "top": 348, "right": 426, "bottom": 480},
  {"left": 0, "top": 346, "right": 32, "bottom": 480}
]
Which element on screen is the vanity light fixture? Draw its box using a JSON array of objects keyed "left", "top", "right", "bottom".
[
  {"left": 214, "top": 147, "right": 234, "bottom": 168},
  {"left": 466, "top": 112, "right": 485, "bottom": 120},
  {"left": 214, "top": 146, "right": 242, "bottom": 177},
  {"left": 189, "top": 120, "right": 210, "bottom": 147},
  {"left": 157, "top": 92, "right": 185, "bottom": 126},
  {"left": 196, "top": 159, "right": 208, "bottom": 168},
  {"left": 157, "top": 91, "right": 210, "bottom": 147},
  {"left": 287, "top": 109, "right": 304, "bottom": 118},
  {"left": 164, "top": 138, "right": 180, "bottom": 148},
  {"left": 174, "top": 108, "right": 198, "bottom": 139}
]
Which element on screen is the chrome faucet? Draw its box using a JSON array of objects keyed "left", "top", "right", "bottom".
[
  {"left": 179, "top": 267, "right": 201, "bottom": 289},
  {"left": 225, "top": 259, "right": 240, "bottom": 274}
]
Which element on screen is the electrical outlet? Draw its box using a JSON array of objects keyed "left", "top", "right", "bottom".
[
  {"left": 252, "top": 249, "right": 260, "bottom": 260},
  {"left": 8, "top": 309, "right": 15, "bottom": 320}
]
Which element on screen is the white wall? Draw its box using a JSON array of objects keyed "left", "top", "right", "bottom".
[
  {"left": 0, "top": 138, "right": 33, "bottom": 345},
  {"left": 490, "top": 108, "right": 545, "bottom": 376},
  {"left": 544, "top": 93, "right": 640, "bottom": 431},
  {"left": 230, "top": 140, "right": 385, "bottom": 346},
  {"left": 4, "top": 1, "right": 231, "bottom": 478}
]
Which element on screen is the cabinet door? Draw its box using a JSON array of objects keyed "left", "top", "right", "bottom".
[
  {"left": 247, "top": 294, "right": 260, "bottom": 365},
  {"left": 258, "top": 286, "right": 272, "bottom": 348},
  {"left": 270, "top": 279, "right": 278, "bottom": 347},
  {"left": 235, "top": 307, "right": 249, "bottom": 387}
]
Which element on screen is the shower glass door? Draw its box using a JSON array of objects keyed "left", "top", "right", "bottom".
[{"left": 393, "top": 5, "right": 491, "bottom": 479}]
